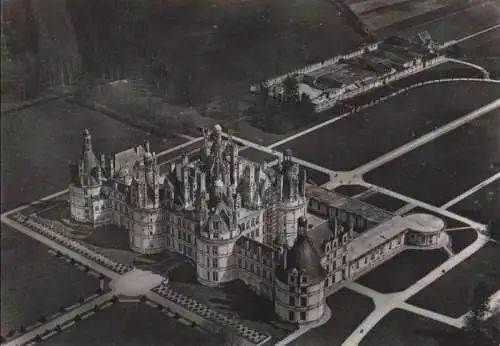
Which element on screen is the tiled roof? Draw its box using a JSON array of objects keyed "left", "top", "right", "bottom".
[{"left": 348, "top": 216, "right": 407, "bottom": 260}]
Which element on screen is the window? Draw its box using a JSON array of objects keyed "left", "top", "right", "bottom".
[
  {"left": 256, "top": 229, "right": 260, "bottom": 237},
  {"left": 301, "top": 287, "right": 307, "bottom": 294},
  {"left": 213, "top": 221, "right": 219, "bottom": 230},
  {"left": 288, "top": 311, "right": 294, "bottom": 321},
  {"left": 289, "top": 296, "right": 295, "bottom": 305},
  {"left": 301, "top": 298, "right": 306, "bottom": 306},
  {"left": 263, "top": 269, "right": 267, "bottom": 278},
  {"left": 212, "top": 272, "right": 218, "bottom": 281},
  {"left": 289, "top": 286, "right": 295, "bottom": 293},
  {"left": 212, "top": 259, "right": 218, "bottom": 268},
  {"left": 300, "top": 311, "right": 306, "bottom": 321},
  {"left": 302, "top": 276, "right": 308, "bottom": 284},
  {"left": 212, "top": 246, "right": 218, "bottom": 255},
  {"left": 250, "top": 263, "right": 254, "bottom": 273}
]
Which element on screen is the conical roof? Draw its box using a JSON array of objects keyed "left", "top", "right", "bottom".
[{"left": 277, "top": 234, "right": 327, "bottom": 285}]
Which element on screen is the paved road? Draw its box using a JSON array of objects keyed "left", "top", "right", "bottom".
[
  {"left": 441, "top": 172, "right": 500, "bottom": 209},
  {"left": 341, "top": 233, "right": 488, "bottom": 346},
  {"left": 352, "top": 98, "right": 500, "bottom": 176}
]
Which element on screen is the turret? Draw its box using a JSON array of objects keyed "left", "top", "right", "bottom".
[{"left": 83, "top": 128, "right": 92, "bottom": 152}]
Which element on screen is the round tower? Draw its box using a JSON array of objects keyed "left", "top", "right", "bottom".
[
  {"left": 276, "top": 149, "right": 308, "bottom": 247},
  {"left": 69, "top": 128, "right": 104, "bottom": 225},
  {"left": 274, "top": 217, "right": 327, "bottom": 324}
]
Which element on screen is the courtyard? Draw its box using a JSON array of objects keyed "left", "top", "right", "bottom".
[
  {"left": 168, "top": 262, "right": 292, "bottom": 344},
  {"left": 361, "top": 192, "right": 408, "bottom": 212}
]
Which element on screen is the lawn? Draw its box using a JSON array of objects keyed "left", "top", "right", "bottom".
[
  {"left": 450, "top": 179, "right": 500, "bottom": 226},
  {"left": 40, "top": 302, "right": 218, "bottom": 346},
  {"left": 275, "top": 81, "right": 500, "bottom": 171},
  {"left": 459, "top": 28, "right": 500, "bottom": 78},
  {"left": 366, "top": 109, "right": 500, "bottom": 206},
  {"left": 356, "top": 249, "right": 449, "bottom": 293},
  {"left": 360, "top": 308, "right": 460, "bottom": 346},
  {"left": 169, "top": 263, "right": 292, "bottom": 344},
  {"left": 361, "top": 193, "right": 408, "bottom": 212},
  {"left": 447, "top": 229, "right": 478, "bottom": 254},
  {"left": 287, "top": 288, "right": 375, "bottom": 346},
  {"left": 0, "top": 227, "right": 99, "bottom": 334},
  {"left": 407, "top": 241, "right": 500, "bottom": 317}
]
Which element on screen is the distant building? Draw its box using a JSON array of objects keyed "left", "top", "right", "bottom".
[{"left": 69, "top": 125, "right": 446, "bottom": 325}]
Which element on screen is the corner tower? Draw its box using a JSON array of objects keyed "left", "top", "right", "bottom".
[{"left": 68, "top": 128, "right": 105, "bottom": 224}]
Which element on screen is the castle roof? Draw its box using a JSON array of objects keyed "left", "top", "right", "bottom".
[
  {"left": 277, "top": 234, "right": 327, "bottom": 285},
  {"left": 307, "top": 185, "right": 394, "bottom": 224}
]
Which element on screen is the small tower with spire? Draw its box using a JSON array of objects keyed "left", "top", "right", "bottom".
[{"left": 275, "top": 149, "right": 308, "bottom": 248}]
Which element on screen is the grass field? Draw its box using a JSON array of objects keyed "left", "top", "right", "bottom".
[
  {"left": 276, "top": 81, "right": 500, "bottom": 171},
  {"left": 356, "top": 249, "right": 449, "bottom": 293},
  {"left": 459, "top": 27, "right": 500, "bottom": 78},
  {"left": 288, "top": 288, "right": 375, "bottom": 346},
  {"left": 407, "top": 241, "right": 500, "bottom": 317},
  {"left": 0, "top": 227, "right": 99, "bottom": 334},
  {"left": 450, "top": 179, "right": 500, "bottom": 226},
  {"left": 360, "top": 308, "right": 459, "bottom": 346},
  {"left": 347, "top": 0, "right": 500, "bottom": 44},
  {"left": 40, "top": 302, "right": 217, "bottom": 346},
  {"left": 447, "top": 229, "right": 478, "bottom": 254},
  {"left": 69, "top": 0, "right": 364, "bottom": 105},
  {"left": 366, "top": 108, "right": 500, "bottom": 206}
]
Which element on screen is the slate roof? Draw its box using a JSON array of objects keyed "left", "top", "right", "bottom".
[{"left": 276, "top": 234, "right": 327, "bottom": 285}]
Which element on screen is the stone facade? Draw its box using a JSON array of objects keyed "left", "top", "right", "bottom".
[{"left": 69, "top": 125, "right": 446, "bottom": 324}]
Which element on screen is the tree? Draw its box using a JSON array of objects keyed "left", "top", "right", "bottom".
[
  {"left": 463, "top": 283, "right": 500, "bottom": 346},
  {"left": 283, "top": 76, "right": 299, "bottom": 103}
]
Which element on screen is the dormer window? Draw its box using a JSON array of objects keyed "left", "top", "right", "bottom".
[
  {"left": 301, "top": 276, "right": 308, "bottom": 284},
  {"left": 213, "top": 221, "right": 219, "bottom": 230}
]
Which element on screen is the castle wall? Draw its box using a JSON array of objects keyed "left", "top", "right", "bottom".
[
  {"left": 196, "top": 237, "right": 239, "bottom": 287},
  {"left": 236, "top": 240, "right": 276, "bottom": 300},
  {"left": 274, "top": 277, "right": 325, "bottom": 324},
  {"left": 130, "top": 209, "right": 164, "bottom": 254},
  {"left": 348, "top": 232, "right": 405, "bottom": 280},
  {"left": 163, "top": 212, "right": 196, "bottom": 260},
  {"left": 69, "top": 184, "right": 103, "bottom": 224}
]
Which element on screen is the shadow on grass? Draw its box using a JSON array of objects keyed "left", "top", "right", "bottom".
[
  {"left": 210, "top": 280, "right": 278, "bottom": 324},
  {"left": 84, "top": 224, "right": 130, "bottom": 250}
]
